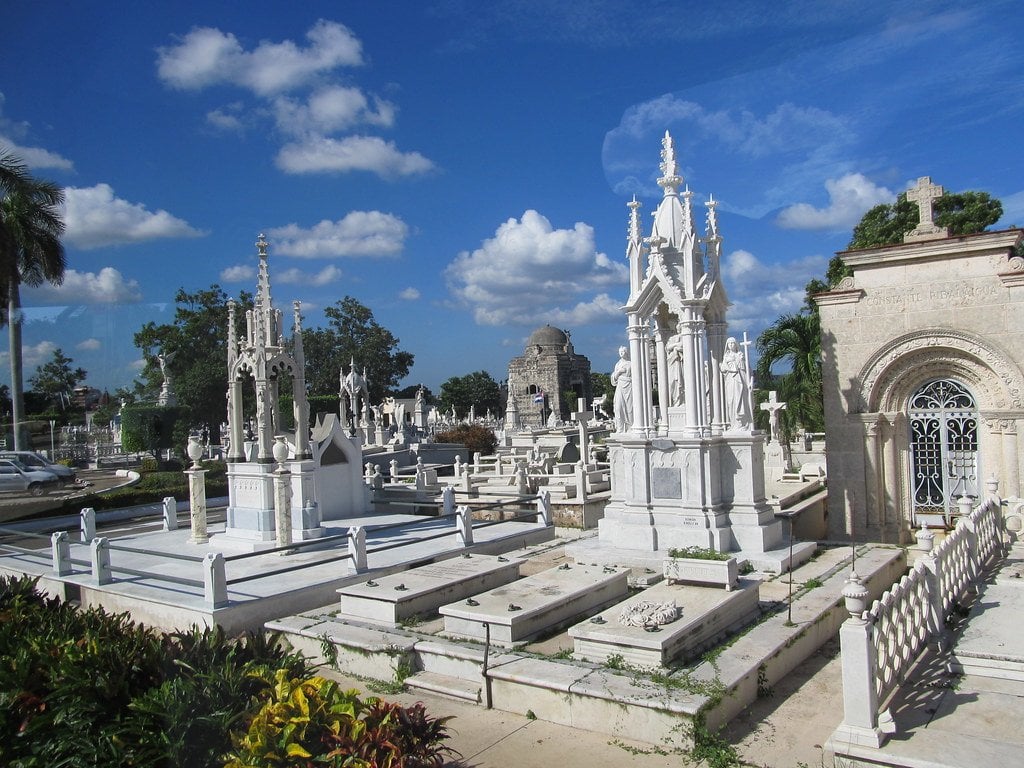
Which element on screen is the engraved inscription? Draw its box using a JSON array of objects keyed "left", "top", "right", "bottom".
[{"left": 651, "top": 467, "right": 682, "bottom": 499}]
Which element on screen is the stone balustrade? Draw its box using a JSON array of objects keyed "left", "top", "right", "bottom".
[{"left": 831, "top": 479, "right": 1005, "bottom": 748}]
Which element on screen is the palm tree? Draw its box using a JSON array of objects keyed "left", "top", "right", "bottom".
[
  {"left": 0, "top": 152, "right": 66, "bottom": 449},
  {"left": 755, "top": 312, "right": 823, "bottom": 441}
]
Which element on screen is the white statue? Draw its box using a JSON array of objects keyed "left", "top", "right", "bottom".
[
  {"left": 666, "top": 334, "right": 685, "bottom": 406},
  {"left": 722, "top": 337, "right": 751, "bottom": 430},
  {"left": 611, "top": 346, "right": 633, "bottom": 433}
]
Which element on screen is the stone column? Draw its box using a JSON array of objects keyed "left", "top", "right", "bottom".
[
  {"left": 627, "top": 317, "right": 647, "bottom": 432},
  {"left": 227, "top": 378, "right": 245, "bottom": 462},
  {"left": 861, "top": 415, "right": 883, "bottom": 535},
  {"left": 680, "top": 307, "right": 700, "bottom": 435},
  {"left": 654, "top": 324, "right": 670, "bottom": 430},
  {"left": 1002, "top": 420, "right": 1020, "bottom": 497},
  {"left": 832, "top": 572, "right": 887, "bottom": 748},
  {"left": 882, "top": 413, "right": 905, "bottom": 542},
  {"left": 707, "top": 320, "right": 726, "bottom": 432},
  {"left": 272, "top": 437, "right": 292, "bottom": 552},
  {"left": 186, "top": 436, "right": 209, "bottom": 544}
]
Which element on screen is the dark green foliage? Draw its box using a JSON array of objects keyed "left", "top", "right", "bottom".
[
  {"left": 438, "top": 370, "right": 501, "bottom": 418},
  {"left": 27, "top": 347, "right": 86, "bottom": 410},
  {"left": 847, "top": 190, "right": 1002, "bottom": 250},
  {"left": 134, "top": 286, "right": 254, "bottom": 448},
  {"left": 435, "top": 423, "right": 498, "bottom": 455},
  {"left": 302, "top": 297, "right": 414, "bottom": 402},
  {"left": 58, "top": 460, "right": 228, "bottom": 511},
  {"left": 120, "top": 404, "right": 182, "bottom": 462},
  {"left": 0, "top": 576, "right": 312, "bottom": 768},
  {"left": 755, "top": 312, "right": 824, "bottom": 438}
]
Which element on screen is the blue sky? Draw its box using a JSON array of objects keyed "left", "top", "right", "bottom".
[{"left": 2, "top": 1, "right": 1022, "bottom": 396}]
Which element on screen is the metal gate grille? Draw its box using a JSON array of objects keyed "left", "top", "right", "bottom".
[{"left": 909, "top": 379, "right": 978, "bottom": 520}]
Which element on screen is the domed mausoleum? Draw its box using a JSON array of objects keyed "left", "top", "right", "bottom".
[{"left": 507, "top": 326, "right": 592, "bottom": 426}]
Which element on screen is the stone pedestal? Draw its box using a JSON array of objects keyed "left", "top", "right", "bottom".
[{"left": 219, "top": 458, "right": 325, "bottom": 548}]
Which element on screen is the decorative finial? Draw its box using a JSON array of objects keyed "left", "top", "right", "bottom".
[
  {"left": 256, "top": 233, "right": 269, "bottom": 257},
  {"left": 705, "top": 193, "right": 720, "bottom": 239},
  {"left": 627, "top": 196, "right": 642, "bottom": 240},
  {"left": 658, "top": 131, "right": 683, "bottom": 194}
]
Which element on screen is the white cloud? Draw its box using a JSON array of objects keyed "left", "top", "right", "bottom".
[
  {"left": 273, "top": 86, "right": 395, "bottom": 136},
  {"left": 603, "top": 96, "right": 856, "bottom": 214},
  {"left": 399, "top": 287, "right": 420, "bottom": 300},
  {"left": 275, "top": 265, "right": 342, "bottom": 287},
  {"left": 220, "top": 265, "right": 256, "bottom": 283},
  {"left": 777, "top": 173, "right": 894, "bottom": 230},
  {"left": 156, "top": 19, "right": 363, "bottom": 96},
  {"left": 23, "top": 267, "right": 143, "bottom": 304},
  {"left": 720, "top": 248, "right": 827, "bottom": 335},
  {"left": 445, "top": 210, "right": 628, "bottom": 327},
  {"left": 0, "top": 135, "right": 74, "bottom": 171},
  {"left": 276, "top": 135, "right": 433, "bottom": 177},
  {"left": 269, "top": 211, "right": 409, "bottom": 257},
  {"left": 206, "top": 104, "right": 245, "bottom": 131},
  {"left": 76, "top": 338, "right": 102, "bottom": 351},
  {"left": 0, "top": 340, "right": 57, "bottom": 372},
  {"left": 63, "top": 184, "right": 204, "bottom": 249},
  {"left": 0, "top": 95, "right": 75, "bottom": 171}
]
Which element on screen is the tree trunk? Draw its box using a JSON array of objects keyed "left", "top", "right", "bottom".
[{"left": 8, "top": 280, "right": 24, "bottom": 451}]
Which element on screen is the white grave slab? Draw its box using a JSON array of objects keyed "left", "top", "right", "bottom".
[
  {"left": 440, "top": 564, "right": 628, "bottom": 646},
  {"left": 337, "top": 554, "right": 523, "bottom": 627},
  {"left": 568, "top": 579, "right": 760, "bottom": 668}
]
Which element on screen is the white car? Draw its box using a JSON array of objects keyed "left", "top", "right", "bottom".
[
  {"left": 0, "top": 459, "right": 60, "bottom": 496},
  {"left": 0, "top": 451, "right": 76, "bottom": 488}
]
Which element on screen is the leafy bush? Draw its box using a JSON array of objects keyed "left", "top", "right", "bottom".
[
  {"left": 226, "top": 670, "right": 458, "bottom": 768},
  {"left": 0, "top": 576, "right": 312, "bottom": 768},
  {"left": 434, "top": 424, "right": 497, "bottom": 456}
]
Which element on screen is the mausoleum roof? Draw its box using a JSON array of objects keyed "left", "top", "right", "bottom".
[{"left": 527, "top": 325, "right": 569, "bottom": 349}]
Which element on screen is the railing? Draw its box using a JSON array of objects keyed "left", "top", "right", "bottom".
[
  {"left": 832, "top": 478, "right": 1005, "bottom": 748},
  {"left": 0, "top": 490, "right": 553, "bottom": 611}
]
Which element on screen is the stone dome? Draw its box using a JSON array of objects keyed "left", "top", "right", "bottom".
[{"left": 527, "top": 325, "right": 568, "bottom": 349}]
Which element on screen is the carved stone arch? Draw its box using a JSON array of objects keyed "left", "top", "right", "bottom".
[{"left": 857, "top": 328, "right": 1024, "bottom": 413}]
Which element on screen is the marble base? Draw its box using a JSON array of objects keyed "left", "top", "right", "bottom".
[
  {"left": 569, "top": 579, "right": 761, "bottom": 668},
  {"left": 337, "top": 554, "right": 522, "bottom": 626},
  {"left": 439, "top": 563, "right": 629, "bottom": 646}
]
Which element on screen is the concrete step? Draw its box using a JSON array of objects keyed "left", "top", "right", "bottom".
[{"left": 405, "top": 670, "right": 483, "bottom": 703}]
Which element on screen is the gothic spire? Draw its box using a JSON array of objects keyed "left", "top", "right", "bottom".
[{"left": 657, "top": 131, "right": 683, "bottom": 195}]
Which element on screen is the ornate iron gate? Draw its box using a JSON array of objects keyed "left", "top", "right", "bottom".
[{"left": 909, "top": 379, "right": 979, "bottom": 520}]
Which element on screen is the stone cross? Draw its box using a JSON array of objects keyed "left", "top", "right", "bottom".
[
  {"left": 904, "top": 176, "right": 949, "bottom": 242},
  {"left": 759, "top": 391, "right": 788, "bottom": 445},
  {"left": 572, "top": 397, "right": 594, "bottom": 465}
]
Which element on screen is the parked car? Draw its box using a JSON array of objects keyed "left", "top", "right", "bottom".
[
  {"left": 0, "top": 459, "right": 60, "bottom": 496},
  {"left": 0, "top": 451, "right": 76, "bottom": 488}
]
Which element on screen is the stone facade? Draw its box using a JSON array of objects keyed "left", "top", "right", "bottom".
[
  {"left": 816, "top": 181, "right": 1024, "bottom": 543},
  {"left": 506, "top": 325, "right": 592, "bottom": 425}
]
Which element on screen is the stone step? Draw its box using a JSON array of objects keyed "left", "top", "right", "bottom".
[
  {"left": 404, "top": 670, "right": 483, "bottom": 703},
  {"left": 439, "top": 563, "right": 629, "bottom": 647}
]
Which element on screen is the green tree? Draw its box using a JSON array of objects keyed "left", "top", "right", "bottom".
[
  {"left": 439, "top": 371, "right": 501, "bottom": 419},
  {"left": 120, "top": 404, "right": 181, "bottom": 464},
  {"left": 134, "top": 286, "right": 253, "bottom": 447},
  {"left": 0, "top": 153, "right": 66, "bottom": 450},
  {"left": 755, "top": 312, "right": 824, "bottom": 440},
  {"left": 302, "top": 297, "right": 414, "bottom": 402},
  {"left": 28, "top": 347, "right": 85, "bottom": 410},
  {"left": 848, "top": 190, "right": 1002, "bottom": 250}
]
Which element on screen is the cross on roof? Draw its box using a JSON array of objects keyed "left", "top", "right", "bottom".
[{"left": 904, "top": 176, "right": 949, "bottom": 243}]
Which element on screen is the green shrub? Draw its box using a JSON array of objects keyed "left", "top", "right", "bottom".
[
  {"left": 227, "top": 670, "right": 458, "bottom": 768},
  {"left": 0, "top": 576, "right": 312, "bottom": 768}
]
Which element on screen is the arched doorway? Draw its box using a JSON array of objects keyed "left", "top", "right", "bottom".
[{"left": 909, "top": 378, "right": 979, "bottom": 521}]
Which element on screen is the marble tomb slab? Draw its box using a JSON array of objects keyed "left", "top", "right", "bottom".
[
  {"left": 337, "top": 554, "right": 523, "bottom": 626},
  {"left": 439, "top": 563, "right": 628, "bottom": 646},
  {"left": 568, "top": 579, "right": 761, "bottom": 668}
]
